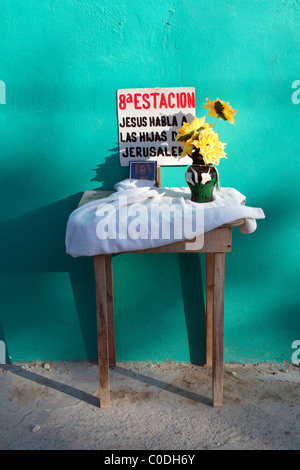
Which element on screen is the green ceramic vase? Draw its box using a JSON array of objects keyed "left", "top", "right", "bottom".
[{"left": 185, "top": 151, "right": 217, "bottom": 203}]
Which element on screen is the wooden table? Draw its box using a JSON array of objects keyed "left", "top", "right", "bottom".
[{"left": 78, "top": 190, "right": 245, "bottom": 408}]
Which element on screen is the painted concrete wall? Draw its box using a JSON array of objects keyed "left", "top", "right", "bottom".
[{"left": 0, "top": 0, "right": 299, "bottom": 363}]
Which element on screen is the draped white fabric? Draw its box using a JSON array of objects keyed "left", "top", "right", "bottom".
[{"left": 65, "top": 179, "right": 265, "bottom": 257}]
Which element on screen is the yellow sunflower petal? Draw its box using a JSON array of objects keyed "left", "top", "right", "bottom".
[
  {"left": 176, "top": 116, "right": 207, "bottom": 141},
  {"left": 193, "top": 127, "right": 227, "bottom": 165},
  {"left": 204, "top": 98, "right": 238, "bottom": 124}
]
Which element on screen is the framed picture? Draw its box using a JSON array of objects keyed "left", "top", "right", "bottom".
[{"left": 129, "top": 161, "right": 157, "bottom": 182}]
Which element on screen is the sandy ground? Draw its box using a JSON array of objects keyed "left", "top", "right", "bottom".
[{"left": 0, "top": 360, "right": 299, "bottom": 450}]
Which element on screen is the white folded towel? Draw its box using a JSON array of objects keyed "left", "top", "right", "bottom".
[
  {"left": 65, "top": 180, "right": 265, "bottom": 257},
  {"left": 238, "top": 218, "right": 257, "bottom": 234},
  {"left": 114, "top": 178, "right": 156, "bottom": 191}
]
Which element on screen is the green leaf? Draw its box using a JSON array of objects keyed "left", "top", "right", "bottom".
[
  {"left": 176, "top": 126, "right": 206, "bottom": 142},
  {"left": 188, "top": 175, "right": 216, "bottom": 202}
]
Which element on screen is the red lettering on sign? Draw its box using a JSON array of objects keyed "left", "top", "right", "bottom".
[
  {"left": 149, "top": 92, "right": 160, "bottom": 108},
  {"left": 134, "top": 93, "right": 142, "bottom": 109},
  {"left": 119, "top": 90, "right": 195, "bottom": 111},
  {"left": 119, "top": 94, "right": 126, "bottom": 110},
  {"left": 159, "top": 93, "right": 168, "bottom": 109},
  {"left": 142, "top": 93, "right": 150, "bottom": 109},
  {"left": 180, "top": 92, "right": 187, "bottom": 108},
  {"left": 187, "top": 92, "right": 195, "bottom": 108},
  {"left": 168, "top": 93, "right": 175, "bottom": 108}
]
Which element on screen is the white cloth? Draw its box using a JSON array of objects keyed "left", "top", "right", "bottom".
[
  {"left": 65, "top": 179, "right": 265, "bottom": 257},
  {"left": 114, "top": 178, "right": 156, "bottom": 190}
]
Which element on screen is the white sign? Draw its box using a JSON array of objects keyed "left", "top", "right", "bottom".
[{"left": 117, "top": 87, "right": 195, "bottom": 166}]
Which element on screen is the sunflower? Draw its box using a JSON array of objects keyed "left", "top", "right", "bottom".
[
  {"left": 180, "top": 138, "right": 196, "bottom": 158},
  {"left": 204, "top": 98, "right": 238, "bottom": 124},
  {"left": 176, "top": 116, "right": 211, "bottom": 142},
  {"left": 192, "top": 128, "right": 227, "bottom": 165}
]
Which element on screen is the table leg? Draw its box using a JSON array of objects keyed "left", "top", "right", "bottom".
[
  {"left": 206, "top": 253, "right": 214, "bottom": 367},
  {"left": 212, "top": 252, "right": 225, "bottom": 407},
  {"left": 94, "top": 255, "right": 110, "bottom": 408},
  {"left": 105, "top": 254, "right": 116, "bottom": 367}
]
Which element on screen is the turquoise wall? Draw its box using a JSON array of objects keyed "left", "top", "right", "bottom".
[{"left": 1, "top": 0, "right": 299, "bottom": 363}]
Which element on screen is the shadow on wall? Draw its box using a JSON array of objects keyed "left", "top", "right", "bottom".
[
  {"left": 91, "top": 110, "right": 190, "bottom": 189},
  {"left": 3, "top": 164, "right": 290, "bottom": 363},
  {"left": 0, "top": 190, "right": 207, "bottom": 363},
  {"left": 0, "top": 193, "right": 98, "bottom": 361},
  {"left": 178, "top": 253, "right": 206, "bottom": 364},
  {"left": 90, "top": 146, "right": 128, "bottom": 188}
]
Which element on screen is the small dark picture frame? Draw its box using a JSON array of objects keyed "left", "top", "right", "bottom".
[{"left": 129, "top": 161, "right": 157, "bottom": 182}]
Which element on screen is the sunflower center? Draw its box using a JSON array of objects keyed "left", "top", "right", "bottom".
[
  {"left": 214, "top": 101, "right": 223, "bottom": 112},
  {"left": 214, "top": 101, "right": 227, "bottom": 120}
]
